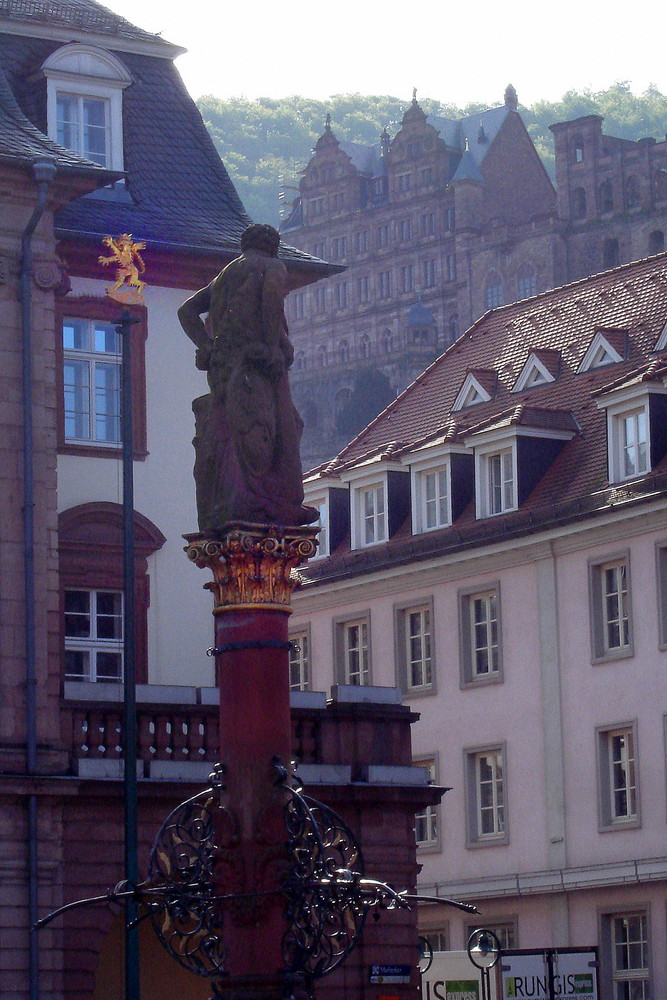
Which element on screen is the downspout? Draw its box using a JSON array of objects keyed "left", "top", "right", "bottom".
[{"left": 20, "top": 154, "right": 57, "bottom": 1000}]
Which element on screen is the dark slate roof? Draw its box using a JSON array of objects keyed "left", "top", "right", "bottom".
[
  {"left": 428, "top": 105, "right": 509, "bottom": 166},
  {"left": 0, "top": 62, "right": 116, "bottom": 176},
  {"left": 0, "top": 0, "right": 173, "bottom": 48},
  {"left": 0, "top": 16, "right": 320, "bottom": 266},
  {"left": 407, "top": 296, "right": 435, "bottom": 328},
  {"left": 338, "top": 138, "right": 382, "bottom": 176}
]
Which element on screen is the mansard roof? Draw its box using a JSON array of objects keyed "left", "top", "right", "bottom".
[
  {"left": 0, "top": 1, "right": 324, "bottom": 270},
  {"left": 0, "top": 63, "right": 116, "bottom": 178},
  {"left": 0, "top": 0, "right": 181, "bottom": 54},
  {"left": 314, "top": 253, "right": 667, "bottom": 503}
]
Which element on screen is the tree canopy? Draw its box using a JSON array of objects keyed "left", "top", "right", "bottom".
[{"left": 197, "top": 84, "right": 667, "bottom": 225}]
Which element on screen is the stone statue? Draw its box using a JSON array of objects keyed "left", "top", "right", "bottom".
[{"left": 178, "top": 224, "right": 318, "bottom": 531}]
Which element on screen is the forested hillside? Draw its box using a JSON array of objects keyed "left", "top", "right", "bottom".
[{"left": 197, "top": 84, "right": 667, "bottom": 225}]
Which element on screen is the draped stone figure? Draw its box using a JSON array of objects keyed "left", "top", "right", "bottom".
[{"left": 178, "top": 224, "right": 317, "bottom": 530}]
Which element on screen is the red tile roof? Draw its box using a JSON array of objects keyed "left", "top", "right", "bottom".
[{"left": 314, "top": 253, "right": 667, "bottom": 519}]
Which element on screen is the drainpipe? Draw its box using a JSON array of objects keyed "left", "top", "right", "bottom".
[{"left": 20, "top": 154, "right": 57, "bottom": 1000}]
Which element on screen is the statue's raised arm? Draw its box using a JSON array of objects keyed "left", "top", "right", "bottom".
[{"left": 178, "top": 224, "right": 318, "bottom": 531}]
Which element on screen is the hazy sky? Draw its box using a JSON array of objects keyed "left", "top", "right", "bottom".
[{"left": 108, "top": 0, "right": 664, "bottom": 109}]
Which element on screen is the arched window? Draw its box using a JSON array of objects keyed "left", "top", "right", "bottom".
[
  {"left": 649, "top": 230, "right": 665, "bottom": 255},
  {"left": 598, "top": 179, "right": 613, "bottom": 214},
  {"left": 42, "top": 44, "right": 132, "bottom": 170},
  {"left": 317, "top": 345, "right": 328, "bottom": 368},
  {"left": 294, "top": 351, "right": 306, "bottom": 371},
  {"left": 602, "top": 238, "right": 620, "bottom": 269},
  {"left": 484, "top": 274, "right": 504, "bottom": 310},
  {"left": 625, "top": 176, "right": 640, "bottom": 209},
  {"left": 572, "top": 134, "right": 584, "bottom": 163},
  {"left": 359, "top": 333, "right": 370, "bottom": 359},
  {"left": 59, "top": 503, "right": 165, "bottom": 685},
  {"left": 339, "top": 340, "right": 350, "bottom": 364},
  {"left": 380, "top": 329, "right": 393, "bottom": 354},
  {"left": 572, "top": 187, "right": 587, "bottom": 220},
  {"left": 334, "top": 387, "right": 351, "bottom": 416}
]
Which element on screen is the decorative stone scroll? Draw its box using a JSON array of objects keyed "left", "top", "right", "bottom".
[{"left": 184, "top": 522, "right": 318, "bottom": 612}]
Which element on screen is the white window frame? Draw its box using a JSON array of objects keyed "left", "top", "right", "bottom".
[
  {"left": 578, "top": 331, "right": 624, "bottom": 373},
  {"left": 474, "top": 440, "right": 517, "bottom": 518},
  {"left": 512, "top": 353, "right": 557, "bottom": 392},
  {"left": 395, "top": 600, "right": 435, "bottom": 695},
  {"left": 596, "top": 383, "right": 666, "bottom": 483},
  {"left": 589, "top": 553, "right": 633, "bottom": 662},
  {"left": 464, "top": 744, "right": 508, "bottom": 846},
  {"left": 302, "top": 491, "right": 329, "bottom": 559},
  {"left": 43, "top": 44, "right": 131, "bottom": 171},
  {"left": 465, "top": 919, "right": 518, "bottom": 951},
  {"left": 413, "top": 754, "right": 440, "bottom": 850},
  {"left": 459, "top": 584, "right": 502, "bottom": 686},
  {"left": 334, "top": 615, "right": 371, "bottom": 686},
  {"left": 407, "top": 442, "right": 469, "bottom": 534},
  {"left": 345, "top": 472, "right": 389, "bottom": 550},
  {"left": 288, "top": 627, "right": 311, "bottom": 691},
  {"left": 64, "top": 587, "right": 123, "bottom": 683},
  {"left": 453, "top": 372, "right": 492, "bottom": 411},
  {"left": 600, "top": 910, "right": 651, "bottom": 1000},
  {"left": 597, "top": 722, "right": 640, "bottom": 830},
  {"left": 63, "top": 315, "right": 122, "bottom": 445}
]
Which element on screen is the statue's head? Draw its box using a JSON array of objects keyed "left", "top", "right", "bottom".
[{"left": 240, "top": 223, "right": 280, "bottom": 257}]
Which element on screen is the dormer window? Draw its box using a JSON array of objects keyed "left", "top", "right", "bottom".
[
  {"left": 42, "top": 44, "right": 132, "bottom": 171},
  {"left": 343, "top": 463, "right": 410, "bottom": 550},
  {"left": 578, "top": 330, "right": 626, "bottom": 373},
  {"left": 595, "top": 381, "right": 667, "bottom": 483},
  {"left": 477, "top": 447, "right": 516, "bottom": 517},
  {"left": 467, "top": 410, "right": 577, "bottom": 519},
  {"left": 512, "top": 351, "right": 559, "bottom": 392},
  {"left": 406, "top": 439, "right": 474, "bottom": 534},
  {"left": 301, "top": 483, "right": 350, "bottom": 559},
  {"left": 453, "top": 370, "right": 496, "bottom": 411}
]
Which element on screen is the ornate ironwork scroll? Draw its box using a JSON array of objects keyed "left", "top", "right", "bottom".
[
  {"left": 146, "top": 786, "right": 226, "bottom": 977},
  {"left": 282, "top": 782, "right": 372, "bottom": 978}
]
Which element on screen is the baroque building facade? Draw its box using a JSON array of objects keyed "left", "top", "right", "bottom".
[{"left": 282, "top": 91, "right": 667, "bottom": 469}]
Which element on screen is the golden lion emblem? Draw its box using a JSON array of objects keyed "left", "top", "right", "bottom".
[{"left": 98, "top": 234, "right": 147, "bottom": 302}]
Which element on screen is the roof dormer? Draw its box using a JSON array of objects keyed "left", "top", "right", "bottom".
[
  {"left": 42, "top": 44, "right": 132, "bottom": 171},
  {"left": 453, "top": 368, "right": 497, "bottom": 411},
  {"left": 465, "top": 407, "right": 578, "bottom": 518},
  {"left": 340, "top": 457, "right": 411, "bottom": 550},
  {"left": 594, "top": 372, "right": 667, "bottom": 483},
  {"left": 403, "top": 435, "right": 474, "bottom": 534},
  {"left": 578, "top": 328, "right": 627, "bottom": 373},
  {"left": 512, "top": 350, "right": 560, "bottom": 392}
]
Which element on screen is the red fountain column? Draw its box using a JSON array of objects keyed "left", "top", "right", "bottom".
[{"left": 185, "top": 522, "right": 318, "bottom": 1000}]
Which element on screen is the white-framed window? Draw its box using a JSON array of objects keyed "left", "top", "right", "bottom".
[
  {"left": 64, "top": 588, "right": 123, "bottom": 682},
  {"left": 486, "top": 449, "right": 515, "bottom": 515},
  {"left": 289, "top": 629, "right": 310, "bottom": 691},
  {"left": 589, "top": 555, "right": 632, "bottom": 661},
  {"left": 601, "top": 911, "right": 651, "bottom": 1000},
  {"left": 578, "top": 331, "right": 624, "bottom": 373},
  {"left": 512, "top": 352, "right": 557, "bottom": 392},
  {"left": 465, "top": 745, "right": 507, "bottom": 845},
  {"left": 597, "top": 723, "right": 639, "bottom": 829},
  {"left": 423, "top": 467, "right": 449, "bottom": 531},
  {"left": 43, "top": 44, "right": 131, "bottom": 171},
  {"left": 414, "top": 756, "right": 439, "bottom": 849},
  {"left": 307, "top": 497, "right": 329, "bottom": 558},
  {"left": 597, "top": 383, "right": 667, "bottom": 483},
  {"left": 361, "top": 485, "right": 386, "bottom": 545},
  {"left": 459, "top": 586, "right": 502, "bottom": 686},
  {"left": 335, "top": 616, "right": 370, "bottom": 686},
  {"left": 395, "top": 602, "right": 434, "bottom": 694},
  {"left": 63, "top": 316, "right": 121, "bottom": 445}
]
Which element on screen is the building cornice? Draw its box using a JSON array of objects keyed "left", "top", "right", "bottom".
[{"left": 0, "top": 18, "right": 185, "bottom": 60}]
